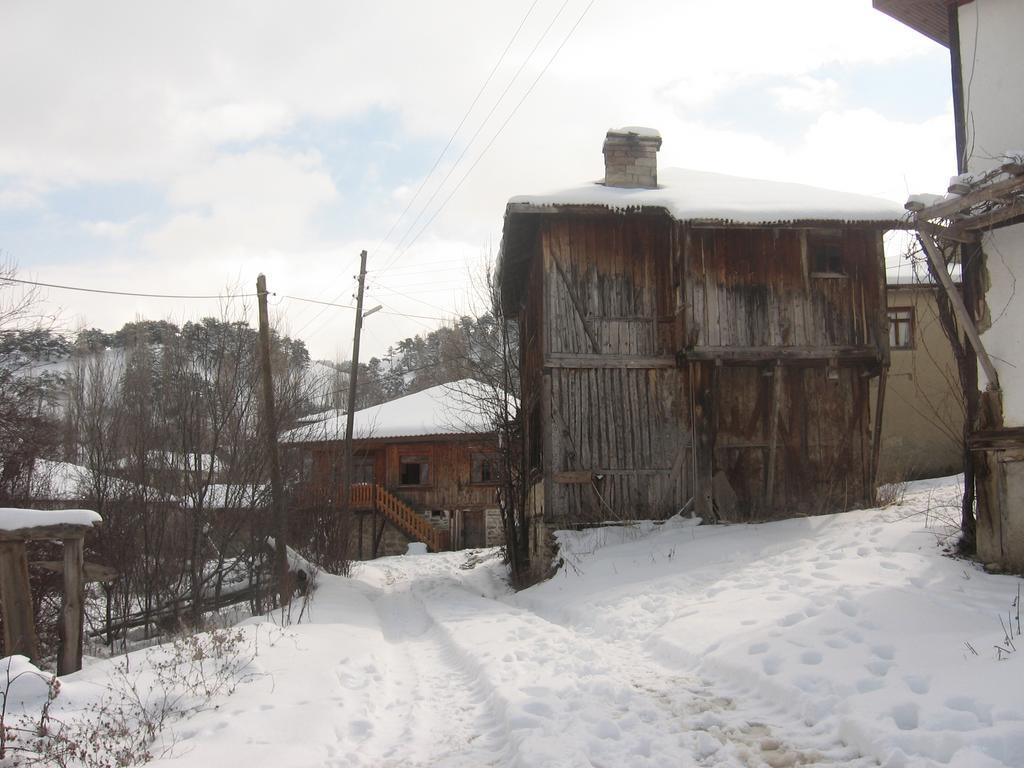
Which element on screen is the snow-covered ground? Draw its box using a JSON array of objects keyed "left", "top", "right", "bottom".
[{"left": 3, "top": 476, "right": 1022, "bottom": 767}]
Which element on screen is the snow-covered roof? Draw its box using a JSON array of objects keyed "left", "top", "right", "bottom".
[
  {"left": 25, "top": 459, "right": 171, "bottom": 502},
  {"left": 508, "top": 168, "right": 907, "bottom": 226},
  {"left": 0, "top": 507, "right": 101, "bottom": 531},
  {"left": 189, "top": 483, "right": 268, "bottom": 510},
  {"left": 282, "top": 380, "right": 497, "bottom": 444}
]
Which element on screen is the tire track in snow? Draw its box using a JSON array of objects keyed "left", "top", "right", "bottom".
[{"left": 339, "top": 568, "right": 513, "bottom": 768}]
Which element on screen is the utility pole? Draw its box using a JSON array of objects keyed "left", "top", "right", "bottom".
[
  {"left": 339, "top": 250, "right": 368, "bottom": 557},
  {"left": 256, "top": 273, "right": 290, "bottom": 606}
]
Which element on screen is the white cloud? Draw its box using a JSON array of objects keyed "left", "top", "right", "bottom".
[
  {"left": 81, "top": 218, "right": 141, "bottom": 240},
  {"left": 771, "top": 76, "right": 841, "bottom": 113},
  {"left": 0, "top": 0, "right": 956, "bottom": 359},
  {"left": 145, "top": 149, "right": 338, "bottom": 258}
]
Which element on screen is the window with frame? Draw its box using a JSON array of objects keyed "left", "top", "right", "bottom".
[
  {"left": 471, "top": 453, "right": 501, "bottom": 484},
  {"left": 352, "top": 456, "right": 374, "bottom": 485},
  {"left": 399, "top": 455, "right": 430, "bottom": 486},
  {"left": 888, "top": 307, "right": 914, "bottom": 350},
  {"left": 808, "top": 232, "right": 844, "bottom": 275}
]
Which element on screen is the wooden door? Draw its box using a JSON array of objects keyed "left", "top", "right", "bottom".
[{"left": 461, "top": 510, "right": 486, "bottom": 549}]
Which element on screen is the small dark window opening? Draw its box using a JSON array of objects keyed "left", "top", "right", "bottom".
[
  {"left": 472, "top": 453, "right": 501, "bottom": 484},
  {"left": 399, "top": 455, "right": 430, "bottom": 486},
  {"left": 351, "top": 456, "right": 374, "bottom": 485},
  {"left": 809, "top": 233, "right": 844, "bottom": 275},
  {"left": 888, "top": 308, "right": 914, "bottom": 349}
]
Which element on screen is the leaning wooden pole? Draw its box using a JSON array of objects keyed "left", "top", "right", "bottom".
[
  {"left": 340, "top": 250, "right": 368, "bottom": 559},
  {"left": 256, "top": 274, "right": 290, "bottom": 606}
]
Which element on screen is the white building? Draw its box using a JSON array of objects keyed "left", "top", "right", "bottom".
[{"left": 876, "top": 0, "right": 1024, "bottom": 569}]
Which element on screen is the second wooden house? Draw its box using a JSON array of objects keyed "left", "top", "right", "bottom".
[
  {"left": 498, "top": 128, "right": 906, "bottom": 581},
  {"left": 283, "top": 380, "right": 504, "bottom": 559}
]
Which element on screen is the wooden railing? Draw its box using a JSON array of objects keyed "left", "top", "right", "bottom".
[
  {"left": 373, "top": 485, "right": 445, "bottom": 552},
  {"left": 293, "top": 482, "right": 445, "bottom": 552},
  {"left": 350, "top": 483, "right": 374, "bottom": 508}
]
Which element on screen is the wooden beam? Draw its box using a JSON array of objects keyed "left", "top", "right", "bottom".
[
  {"left": 947, "top": 201, "right": 1024, "bottom": 235},
  {"left": 870, "top": 368, "right": 888, "bottom": 502},
  {"left": 58, "top": 538, "right": 85, "bottom": 675},
  {"left": 764, "top": 362, "right": 783, "bottom": 510},
  {"left": 916, "top": 219, "right": 979, "bottom": 244},
  {"left": 33, "top": 561, "right": 118, "bottom": 583},
  {"left": 553, "top": 471, "right": 591, "bottom": 484},
  {"left": 680, "top": 346, "right": 880, "bottom": 363},
  {"left": 917, "top": 232, "right": 1000, "bottom": 388},
  {"left": 544, "top": 353, "right": 676, "bottom": 369},
  {"left": 967, "top": 427, "right": 1024, "bottom": 451},
  {"left": 690, "top": 362, "right": 715, "bottom": 522},
  {"left": 0, "top": 542, "right": 38, "bottom": 662},
  {"left": 916, "top": 174, "right": 1024, "bottom": 221},
  {"left": 0, "top": 525, "right": 92, "bottom": 543}
]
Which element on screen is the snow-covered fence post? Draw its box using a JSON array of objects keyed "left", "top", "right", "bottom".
[
  {"left": 0, "top": 537, "right": 37, "bottom": 661},
  {"left": 59, "top": 535, "right": 85, "bottom": 675},
  {"left": 0, "top": 508, "right": 101, "bottom": 673}
]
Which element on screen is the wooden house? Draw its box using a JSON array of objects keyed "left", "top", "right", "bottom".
[
  {"left": 283, "top": 380, "right": 503, "bottom": 559},
  {"left": 498, "top": 128, "right": 905, "bottom": 580}
]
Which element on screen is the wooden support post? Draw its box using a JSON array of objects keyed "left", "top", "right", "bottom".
[
  {"left": 870, "top": 368, "right": 888, "bottom": 505},
  {"left": 0, "top": 541, "right": 38, "bottom": 662},
  {"left": 765, "top": 361, "right": 783, "bottom": 511},
  {"left": 917, "top": 233, "right": 1000, "bottom": 389},
  {"left": 58, "top": 537, "right": 85, "bottom": 675},
  {"left": 690, "top": 362, "right": 715, "bottom": 521}
]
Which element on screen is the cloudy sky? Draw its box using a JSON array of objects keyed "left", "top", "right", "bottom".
[{"left": 1, "top": 0, "right": 954, "bottom": 361}]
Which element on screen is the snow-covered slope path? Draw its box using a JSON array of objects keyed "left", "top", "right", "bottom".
[{"left": 9, "top": 476, "right": 1019, "bottom": 767}]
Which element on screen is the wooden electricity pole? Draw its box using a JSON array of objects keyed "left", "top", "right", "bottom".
[
  {"left": 256, "top": 273, "right": 290, "bottom": 606},
  {"left": 339, "top": 251, "right": 368, "bottom": 549}
]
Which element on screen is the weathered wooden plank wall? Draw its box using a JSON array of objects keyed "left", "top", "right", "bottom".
[
  {"left": 680, "top": 225, "right": 880, "bottom": 518},
  {"left": 538, "top": 216, "right": 691, "bottom": 525},
  {"left": 682, "top": 227, "right": 882, "bottom": 351},
  {"left": 512, "top": 213, "right": 885, "bottom": 532}
]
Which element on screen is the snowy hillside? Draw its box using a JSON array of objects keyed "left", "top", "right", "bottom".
[{"left": 2, "top": 476, "right": 1021, "bottom": 767}]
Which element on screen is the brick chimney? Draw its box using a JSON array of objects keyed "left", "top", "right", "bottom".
[{"left": 602, "top": 127, "right": 662, "bottom": 188}]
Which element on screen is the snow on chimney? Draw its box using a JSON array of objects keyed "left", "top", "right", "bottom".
[{"left": 602, "top": 127, "right": 662, "bottom": 189}]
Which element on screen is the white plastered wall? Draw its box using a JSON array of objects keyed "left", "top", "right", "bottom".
[{"left": 959, "top": 0, "right": 1024, "bottom": 427}]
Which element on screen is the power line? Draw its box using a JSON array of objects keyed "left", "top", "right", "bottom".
[
  {"left": 376, "top": 0, "right": 575, "bottom": 277},
  {"left": 298, "top": 3, "right": 541, "bottom": 345},
  {"left": 278, "top": 294, "right": 450, "bottom": 323},
  {"left": 394, "top": 0, "right": 598, "bottom": 267},
  {"left": 0, "top": 275, "right": 452, "bottom": 324},
  {"left": 373, "top": 0, "right": 541, "bottom": 256},
  {"left": 0, "top": 276, "right": 257, "bottom": 301}
]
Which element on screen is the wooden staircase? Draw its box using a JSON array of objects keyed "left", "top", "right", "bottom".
[{"left": 353, "top": 484, "right": 446, "bottom": 552}]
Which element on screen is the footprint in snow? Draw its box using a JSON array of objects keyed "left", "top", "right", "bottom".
[
  {"left": 865, "top": 660, "right": 893, "bottom": 677},
  {"left": 837, "top": 599, "right": 859, "bottom": 617},
  {"left": 856, "top": 677, "right": 885, "bottom": 693},
  {"left": 800, "top": 650, "right": 823, "bottom": 665},
  {"left": 870, "top": 644, "right": 895, "bottom": 661},
  {"left": 904, "top": 674, "right": 930, "bottom": 695}
]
